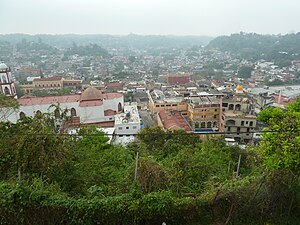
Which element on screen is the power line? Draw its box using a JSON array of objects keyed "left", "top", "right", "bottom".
[{"left": 2, "top": 129, "right": 300, "bottom": 137}]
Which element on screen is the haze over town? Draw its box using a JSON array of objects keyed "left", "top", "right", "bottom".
[
  {"left": 1, "top": 0, "right": 300, "bottom": 35},
  {"left": 1, "top": 0, "right": 300, "bottom": 224}
]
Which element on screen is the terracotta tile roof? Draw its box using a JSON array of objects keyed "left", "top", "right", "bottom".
[
  {"left": 33, "top": 76, "right": 63, "bottom": 82},
  {"left": 167, "top": 75, "right": 190, "bottom": 84},
  {"left": 19, "top": 68, "right": 41, "bottom": 73},
  {"left": 158, "top": 110, "right": 191, "bottom": 132},
  {"left": 104, "top": 92, "right": 123, "bottom": 99},
  {"left": 104, "top": 109, "right": 117, "bottom": 116},
  {"left": 17, "top": 92, "right": 122, "bottom": 107},
  {"left": 272, "top": 94, "right": 296, "bottom": 106},
  {"left": 106, "top": 82, "right": 124, "bottom": 88},
  {"left": 18, "top": 94, "right": 81, "bottom": 106}
]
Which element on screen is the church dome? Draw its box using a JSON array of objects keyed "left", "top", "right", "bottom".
[
  {"left": 80, "top": 87, "right": 103, "bottom": 101},
  {"left": 236, "top": 85, "right": 243, "bottom": 91},
  {"left": 0, "top": 62, "right": 8, "bottom": 71}
]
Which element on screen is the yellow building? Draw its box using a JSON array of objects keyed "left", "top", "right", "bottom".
[
  {"left": 186, "top": 94, "right": 223, "bottom": 130},
  {"left": 33, "top": 76, "right": 64, "bottom": 90},
  {"left": 148, "top": 90, "right": 188, "bottom": 114}
]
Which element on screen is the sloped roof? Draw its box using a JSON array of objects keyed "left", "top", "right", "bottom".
[
  {"left": 80, "top": 87, "right": 103, "bottom": 101},
  {"left": 158, "top": 110, "right": 191, "bottom": 132}
]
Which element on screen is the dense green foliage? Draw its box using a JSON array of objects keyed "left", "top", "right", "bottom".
[
  {"left": 64, "top": 43, "right": 109, "bottom": 57},
  {"left": 0, "top": 94, "right": 20, "bottom": 120},
  {"left": 0, "top": 105, "right": 300, "bottom": 224},
  {"left": 237, "top": 66, "right": 254, "bottom": 78}
]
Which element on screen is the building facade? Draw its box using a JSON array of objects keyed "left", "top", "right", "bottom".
[
  {"left": 114, "top": 102, "right": 140, "bottom": 144},
  {"left": 186, "top": 94, "right": 223, "bottom": 131},
  {"left": 220, "top": 86, "right": 257, "bottom": 143}
]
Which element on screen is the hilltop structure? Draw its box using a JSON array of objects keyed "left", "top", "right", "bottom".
[{"left": 0, "top": 62, "right": 17, "bottom": 98}]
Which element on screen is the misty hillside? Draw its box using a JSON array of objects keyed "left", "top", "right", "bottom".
[
  {"left": 207, "top": 32, "right": 300, "bottom": 64},
  {"left": 0, "top": 34, "right": 213, "bottom": 49}
]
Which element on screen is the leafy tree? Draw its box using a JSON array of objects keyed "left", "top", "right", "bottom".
[
  {"left": 0, "top": 94, "right": 19, "bottom": 120},
  {"left": 53, "top": 127, "right": 134, "bottom": 195},
  {"left": 238, "top": 66, "right": 254, "bottom": 78},
  {"left": 257, "top": 106, "right": 284, "bottom": 125},
  {"left": 257, "top": 100, "right": 300, "bottom": 175},
  {"left": 138, "top": 126, "right": 199, "bottom": 157},
  {"left": 0, "top": 114, "right": 73, "bottom": 180}
]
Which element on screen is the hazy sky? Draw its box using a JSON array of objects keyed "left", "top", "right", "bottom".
[{"left": 1, "top": 0, "right": 299, "bottom": 36}]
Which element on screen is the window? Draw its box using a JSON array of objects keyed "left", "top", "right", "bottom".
[
  {"left": 241, "top": 121, "right": 244, "bottom": 126},
  {"left": 4, "top": 87, "right": 10, "bottom": 95},
  {"left": 126, "top": 126, "right": 129, "bottom": 129},
  {"left": 54, "top": 109, "right": 60, "bottom": 119},
  {"left": 235, "top": 104, "right": 241, "bottom": 111},
  {"left": 118, "top": 127, "right": 122, "bottom": 130},
  {"left": 118, "top": 102, "right": 122, "bottom": 112},
  {"left": 215, "top": 109, "right": 217, "bottom": 112},
  {"left": 214, "top": 115, "right": 217, "bottom": 119},
  {"left": 227, "top": 126, "right": 231, "bottom": 131},
  {"left": 133, "top": 126, "right": 137, "bottom": 129},
  {"left": 71, "top": 108, "right": 76, "bottom": 117},
  {"left": 19, "top": 112, "right": 26, "bottom": 119},
  {"left": 250, "top": 121, "right": 253, "bottom": 126},
  {"left": 156, "top": 105, "right": 160, "bottom": 107},
  {"left": 35, "top": 110, "right": 42, "bottom": 117},
  {"left": 246, "top": 121, "right": 248, "bottom": 125},
  {"left": 1, "top": 75, "right": 8, "bottom": 83}
]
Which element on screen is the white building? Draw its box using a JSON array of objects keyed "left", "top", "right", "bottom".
[
  {"left": 114, "top": 102, "right": 140, "bottom": 145},
  {"left": 4, "top": 87, "right": 124, "bottom": 125},
  {"left": 0, "top": 62, "right": 17, "bottom": 98}
]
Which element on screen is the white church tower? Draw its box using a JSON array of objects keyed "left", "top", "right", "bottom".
[{"left": 0, "top": 62, "right": 17, "bottom": 98}]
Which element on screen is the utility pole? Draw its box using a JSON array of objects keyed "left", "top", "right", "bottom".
[
  {"left": 18, "top": 167, "right": 22, "bottom": 186},
  {"left": 134, "top": 151, "right": 139, "bottom": 180},
  {"left": 236, "top": 154, "right": 241, "bottom": 178}
]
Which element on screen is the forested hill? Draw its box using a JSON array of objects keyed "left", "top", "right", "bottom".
[
  {"left": 0, "top": 34, "right": 213, "bottom": 49},
  {"left": 207, "top": 32, "right": 300, "bottom": 64}
]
